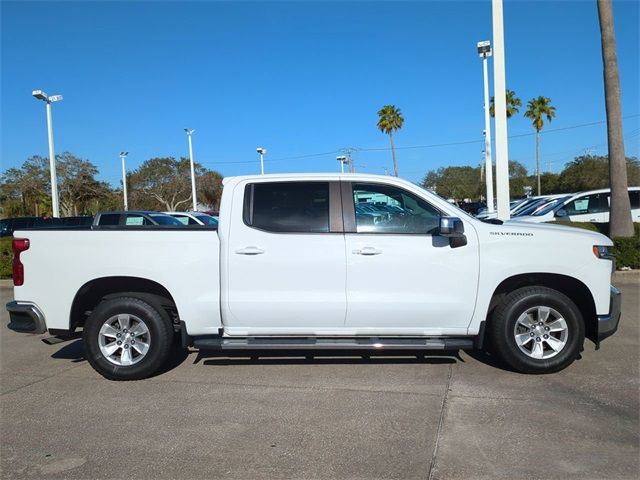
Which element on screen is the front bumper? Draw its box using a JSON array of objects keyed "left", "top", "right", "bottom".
[
  {"left": 6, "top": 301, "right": 47, "bottom": 334},
  {"left": 596, "top": 285, "right": 621, "bottom": 343}
]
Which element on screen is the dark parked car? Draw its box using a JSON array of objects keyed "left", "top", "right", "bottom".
[
  {"left": 0, "top": 217, "right": 40, "bottom": 237},
  {"left": 93, "top": 211, "right": 185, "bottom": 226},
  {"left": 457, "top": 201, "right": 486, "bottom": 216}
]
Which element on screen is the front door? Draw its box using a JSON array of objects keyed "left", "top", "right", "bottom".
[
  {"left": 343, "top": 182, "right": 479, "bottom": 335},
  {"left": 225, "top": 180, "right": 347, "bottom": 335}
]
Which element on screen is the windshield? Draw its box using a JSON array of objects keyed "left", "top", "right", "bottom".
[
  {"left": 514, "top": 198, "right": 548, "bottom": 216},
  {"left": 148, "top": 214, "right": 184, "bottom": 225},
  {"left": 532, "top": 196, "right": 571, "bottom": 216}
]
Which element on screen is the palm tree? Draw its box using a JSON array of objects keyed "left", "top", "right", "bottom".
[
  {"left": 377, "top": 105, "right": 404, "bottom": 177},
  {"left": 524, "top": 96, "right": 556, "bottom": 195},
  {"left": 489, "top": 89, "right": 522, "bottom": 119},
  {"left": 598, "top": 0, "right": 633, "bottom": 237}
]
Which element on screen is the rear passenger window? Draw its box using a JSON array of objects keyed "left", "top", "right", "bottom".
[
  {"left": 244, "top": 182, "right": 330, "bottom": 233},
  {"left": 98, "top": 214, "right": 120, "bottom": 226},
  {"left": 125, "top": 215, "right": 152, "bottom": 226},
  {"left": 629, "top": 191, "right": 640, "bottom": 209}
]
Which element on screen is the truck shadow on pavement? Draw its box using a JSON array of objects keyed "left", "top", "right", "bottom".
[
  {"left": 49, "top": 341, "right": 517, "bottom": 375},
  {"left": 50, "top": 340, "right": 192, "bottom": 376},
  {"left": 51, "top": 339, "right": 85, "bottom": 362}
]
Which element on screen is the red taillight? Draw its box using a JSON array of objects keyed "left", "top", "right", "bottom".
[{"left": 12, "top": 238, "right": 30, "bottom": 286}]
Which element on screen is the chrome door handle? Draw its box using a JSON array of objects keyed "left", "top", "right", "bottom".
[
  {"left": 235, "top": 246, "right": 265, "bottom": 255},
  {"left": 353, "top": 247, "right": 382, "bottom": 256}
]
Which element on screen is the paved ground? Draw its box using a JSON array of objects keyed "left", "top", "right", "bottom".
[{"left": 0, "top": 277, "right": 638, "bottom": 479}]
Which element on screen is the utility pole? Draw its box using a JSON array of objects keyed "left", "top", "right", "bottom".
[
  {"left": 341, "top": 147, "right": 356, "bottom": 173},
  {"left": 492, "top": 0, "right": 511, "bottom": 220}
]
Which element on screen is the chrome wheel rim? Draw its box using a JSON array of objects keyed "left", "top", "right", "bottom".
[
  {"left": 513, "top": 306, "right": 568, "bottom": 360},
  {"left": 98, "top": 314, "right": 151, "bottom": 366}
]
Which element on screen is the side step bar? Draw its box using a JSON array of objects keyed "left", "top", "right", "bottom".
[{"left": 192, "top": 337, "right": 475, "bottom": 351}]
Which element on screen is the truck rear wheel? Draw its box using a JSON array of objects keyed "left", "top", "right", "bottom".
[
  {"left": 489, "top": 286, "right": 584, "bottom": 374},
  {"left": 83, "top": 296, "right": 173, "bottom": 380}
]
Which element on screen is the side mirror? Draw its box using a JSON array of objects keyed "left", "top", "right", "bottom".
[
  {"left": 555, "top": 208, "right": 567, "bottom": 218},
  {"left": 439, "top": 217, "right": 467, "bottom": 248},
  {"left": 439, "top": 217, "right": 465, "bottom": 237}
]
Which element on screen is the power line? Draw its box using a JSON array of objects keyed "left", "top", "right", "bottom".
[{"left": 195, "top": 113, "right": 639, "bottom": 167}]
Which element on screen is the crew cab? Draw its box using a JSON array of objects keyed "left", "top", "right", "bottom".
[{"left": 6, "top": 174, "right": 621, "bottom": 380}]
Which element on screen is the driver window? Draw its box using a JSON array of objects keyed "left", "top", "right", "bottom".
[{"left": 352, "top": 183, "right": 441, "bottom": 234}]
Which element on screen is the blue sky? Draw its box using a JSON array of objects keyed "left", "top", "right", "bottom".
[{"left": 1, "top": 0, "right": 639, "bottom": 186}]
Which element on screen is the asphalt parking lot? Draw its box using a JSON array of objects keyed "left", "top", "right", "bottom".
[{"left": 0, "top": 277, "right": 638, "bottom": 480}]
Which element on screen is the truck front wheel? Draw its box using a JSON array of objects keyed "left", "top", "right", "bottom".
[
  {"left": 489, "top": 286, "right": 585, "bottom": 374},
  {"left": 83, "top": 296, "right": 173, "bottom": 380}
]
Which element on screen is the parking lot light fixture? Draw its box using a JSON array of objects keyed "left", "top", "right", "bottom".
[
  {"left": 184, "top": 129, "right": 198, "bottom": 211},
  {"left": 256, "top": 147, "right": 266, "bottom": 175},
  {"left": 120, "top": 152, "right": 129, "bottom": 211},
  {"left": 336, "top": 155, "right": 347, "bottom": 173},
  {"left": 32, "top": 89, "right": 63, "bottom": 217},
  {"left": 477, "top": 40, "right": 495, "bottom": 214}
]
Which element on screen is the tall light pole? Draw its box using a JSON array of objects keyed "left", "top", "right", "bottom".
[
  {"left": 256, "top": 147, "right": 266, "bottom": 175},
  {"left": 120, "top": 151, "right": 129, "bottom": 211},
  {"left": 32, "top": 90, "right": 62, "bottom": 217},
  {"left": 492, "top": 0, "right": 511, "bottom": 220},
  {"left": 184, "top": 129, "right": 197, "bottom": 211},
  {"left": 336, "top": 155, "right": 347, "bottom": 173},
  {"left": 478, "top": 41, "right": 495, "bottom": 214}
]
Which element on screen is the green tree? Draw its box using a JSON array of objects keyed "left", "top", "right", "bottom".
[
  {"left": 557, "top": 154, "right": 640, "bottom": 193},
  {"left": 538, "top": 172, "right": 560, "bottom": 195},
  {"left": 197, "top": 170, "right": 224, "bottom": 210},
  {"left": 0, "top": 156, "right": 51, "bottom": 216},
  {"left": 598, "top": 0, "right": 634, "bottom": 237},
  {"left": 508, "top": 160, "right": 530, "bottom": 198},
  {"left": 377, "top": 105, "right": 404, "bottom": 177},
  {"left": 57, "top": 152, "right": 114, "bottom": 216},
  {"left": 127, "top": 157, "right": 223, "bottom": 211},
  {"left": 489, "top": 89, "right": 522, "bottom": 118},
  {"left": 422, "top": 166, "right": 482, "bottom": 200},
  {"left": 524, "top": 96, "right": 556, "bottom": 196}
]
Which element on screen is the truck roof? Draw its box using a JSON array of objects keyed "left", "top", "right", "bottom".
[{"left": 222, "top": 172, "right": 413, "bottom": 185}]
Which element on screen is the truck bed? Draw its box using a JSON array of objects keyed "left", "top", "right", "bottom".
[{"left": 12, "top": 228, "right": 222, "bottom": 335}]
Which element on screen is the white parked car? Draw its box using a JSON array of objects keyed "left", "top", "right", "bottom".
[
  {"left": 477, "top": 197, "right": 543, "bottom": 220},
  {"left": 165, "top": 212, "right": 218, "bottom": 226},
  {"left": 7, "top": 173, "right": 620, "bottom": 380},
  {"left": 515, "top": 187, "right": 640, "bottom": 223}
]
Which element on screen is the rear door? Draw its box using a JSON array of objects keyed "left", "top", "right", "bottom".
[
  {"left": 343, "top": 181, "right": 479, "bottom": 335},
  {"left": 224, "top": 180, "right": 347, "bottom": 335},
  {"left": 601, "top": 190, "right": 640, "bottom": 222}
]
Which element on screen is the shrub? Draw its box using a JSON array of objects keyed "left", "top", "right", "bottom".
[{"left": 0, "top": 237, "right": 12, "bottom": 278}]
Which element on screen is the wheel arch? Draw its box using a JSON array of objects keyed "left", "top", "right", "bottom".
[
  {"left": 486, "top": 273, "right": 598, "bottom": 345},
  {"left": 69, "top": 276, "right": 180, "bottom": 332}
]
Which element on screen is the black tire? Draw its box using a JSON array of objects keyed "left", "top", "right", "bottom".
[
  {"left": 489, "top": 286, "right": 584, "bottom": 374},
  {"left": 83, "top": 296, "right": 174, "bottom": 380}
]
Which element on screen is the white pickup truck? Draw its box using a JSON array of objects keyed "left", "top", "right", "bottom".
[{"left": 6, "top": 173, "right": 621, "bottom": 380}]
